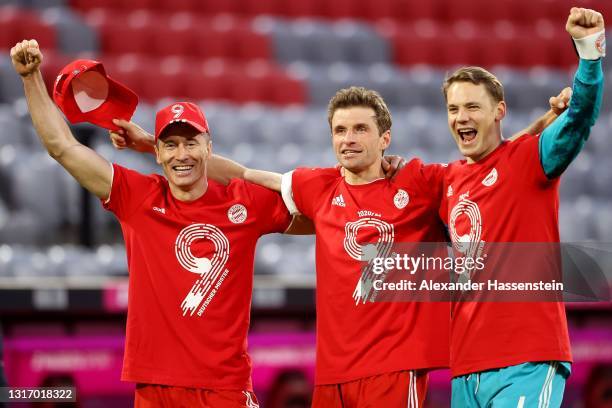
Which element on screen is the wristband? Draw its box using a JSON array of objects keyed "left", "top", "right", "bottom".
[{"left": 573, "top": 29, "right": 606, "bottom": 60}]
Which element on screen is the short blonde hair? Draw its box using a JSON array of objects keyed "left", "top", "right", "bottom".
[{"left": 442, "top": 67, "right": 504, "bottom": 103}]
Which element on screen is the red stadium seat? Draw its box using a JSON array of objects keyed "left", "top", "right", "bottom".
[
  {"left": 227, "top": 61, "right": 274, "bottom": 103},
  {"left": 39, "top": 51, "right": 73, "bottom": 96},
  {"left": 234, "top": 28, "right": 273, "bottom": 61},
  {"left": 322, "top": 0, "right": 358, "bottom": 20},
  {"left": 121, "top": 0, "right": 155, "bottom": 11},
  {"left": 272, "top": 74, "right": 307, "bottom": 105},
  {"left": 152, "top": 0, "right": 198, "bottom": 13},
  {"left": 283, "top": 0, "right": 322, "bottom": 18},
  {"left": 139, "top": 57, "right": 188, "bottom": 101},
  {"left": 358, "top": 0, "right": 396, "bottom": 22},
  {"left": 99, "top": 24, "right": 150, "bottom": 55},
  {"left": 150, "top": 24, "right": 194, "bottom": 57},
  {"left": 103, "top": 54, "right": 148, "bottom": 99},
  {"left": 0, "top": 7, "right": 57, "bottom": 51},
  {"left": 394, "top": 0, "right": 440, "bottom": 21},
  {"left": 184, "top": 59, "right": 233, "bottom": 101},
  {"left": 513, "top": 29, "right": 557, "bottom": 68},
  {"left": 243, "top": 0, "right": 282, "bottom": 17},
  {"left": 192, "top": 25, "right": 236, "bottom": 60},
  {"left": 201, "top": 0, "right": 240, "bottom": 16},
  {"left": 69, "top": 0, "right": 121, "bottom": 12},
  {"left": 443, "top": 0, "right": 514, "bottom": 23},
  {"left": 391, "top": 23, "right": 448, "bottom": 66}
]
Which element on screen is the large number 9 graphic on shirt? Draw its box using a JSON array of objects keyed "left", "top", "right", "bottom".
[
  {"left": 344, "top": 217, "right": 394, "bottom": 304},
  {"left": 449, "top": 194, "right": 484, "bottom": 277},
  {"left": 175, "top": 224, "right": 230, "bottom": 316}
]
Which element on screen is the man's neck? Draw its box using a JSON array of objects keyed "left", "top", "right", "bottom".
[
  {"left": 169, "top": 179, "right": 208, "bottom": 202},
  {"left": 466, "top": 136, "right": 503, "bottom": 164},
  {"left": 344, "top": 163, "right": 385, "bottom": 185}
]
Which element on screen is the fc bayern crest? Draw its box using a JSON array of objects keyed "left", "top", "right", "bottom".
[
  {"left": 228, "top": 204, "right": 247, "bottom": 224},
  {"left": 393, "top": 189, "right": 409, "bottom": 209},
  {"left": 596, "top": 33, "right": 606, "bottom": 55}
]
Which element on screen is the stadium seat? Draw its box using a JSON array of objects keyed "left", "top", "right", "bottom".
[
  {"left": 283, "top": 0, "right": 322, "bottom": 18},
  {"left": 391, "top": 23, "right": 446, "bottom": 66},
  {"left": 41, "top": 8, "right": 99, "bottom": 55},
  {"left": 0, "top": 106, "right": 24, "bottom": 147},
  {"left": 272, "top": 73, "right": 307, "bottom": 106},
  {"left": 243, "top": 0, "right": 282, "bottom": 17},
  {"left": 154, "top": 0, "right": 199, "bottom": 13},
  {"left": 103, "top": 54, "right": 148, "bottom": 101},
  {"left": 357, "top": 0, "right": 395, "bottom": 21},
  {"left": 69, "top": 0, "right": 120, "bottom": 11},
  {"left": 184, "top": 59, "right": 234, "bottom": 101},
  {"left": 234, "top": 27, "right": 273, "bottom": 61},
  {"left": 192, "top": 25, "right": 238, "bottom": 60},
  {"left": 395, "top": 0, "right": 440, "bottom": 21},
  {"left": 0, "top": 6, "right": 58, "bottom": 51},
  {"left": 322, "top": 0, "right": 358, "bottom": 20},
  {"left": 150, "top": 24, "right": 194, "bottom": 57}
]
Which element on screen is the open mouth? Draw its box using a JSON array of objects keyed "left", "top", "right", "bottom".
[
  {"left": 172, "top": 165, "right": 194, "bottom": 176},
  {"left": 457, "top": 128, "right": 477, "bottom": 145}
]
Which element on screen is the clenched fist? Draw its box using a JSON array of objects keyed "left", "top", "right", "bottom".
[
  {"left": 10, "top": 39, "right": 43, "bottom": 77},
  {"left": 566, "top": 7, "right": 604, "bottom": 39}
]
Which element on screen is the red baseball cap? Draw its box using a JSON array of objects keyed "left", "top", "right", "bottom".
[
  {"left": 155, "top": 102, "right": 210, "bottom": 142},
  {"left": 53, "top": 59, "right": 138, "bottom": 131}
]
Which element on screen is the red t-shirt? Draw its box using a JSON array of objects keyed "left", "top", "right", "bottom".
[
  {"left": 441, "top": 135, "right": 572, "bottom": 377},
  {"left": 103, "top": 164, "right": 291, "bottom": 389},
  {"left": 288, "top": 160, "right": 450, "bottom": 385}
]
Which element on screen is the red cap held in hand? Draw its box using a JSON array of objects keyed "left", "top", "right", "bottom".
[{"left": 53, "top": 59, "right": 138, "bottom": 131}]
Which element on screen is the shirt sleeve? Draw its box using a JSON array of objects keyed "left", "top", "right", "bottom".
[
  {"left": 102, "top": 164, "right": 158, "bottom": 221},
  {"left": 539, "top": 59, "right": 604, "bottom": 179},
  {"left": 287, "top": 167, "right": 340, "bottom": 220},
  {"left": 247, "top": 182, "right": 292, "bottom": 235}
]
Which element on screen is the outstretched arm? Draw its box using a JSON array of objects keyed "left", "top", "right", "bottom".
[
  {"left": 110, "top": 119, "right": 282, "bottom": 188},
  {"left": 11, "top": 40, "right": 111, "bottom": 199},
  {"left": 539, "top": 7, "right": 605, "bottom": 178}
]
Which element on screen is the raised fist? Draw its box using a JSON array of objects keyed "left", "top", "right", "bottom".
[
  {"left": 566, "top": 7, "right": 605, "bottom": 39},
  {"left": 10, "top": 39, "right": 43, "bottom": 77}
]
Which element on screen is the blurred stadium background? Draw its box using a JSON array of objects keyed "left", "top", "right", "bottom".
[{"left": 0, "top": 0, "right": 611, "bottom": 406}]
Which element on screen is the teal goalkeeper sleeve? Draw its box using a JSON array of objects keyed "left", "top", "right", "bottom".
[{"left": 539, "top": 58, "right": 604, "bottom": 179}]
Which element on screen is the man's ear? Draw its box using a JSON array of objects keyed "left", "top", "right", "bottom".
[
  {"left": 154, "top": 143, "right": 161, "bottom": 165},
  {"left": 495, "top": 101, "right": 507, "bottom": 122},
  {"left": 207, "top": 141, "right": 213, "bottom": 159},
  {"left": 380, "top": 130, "right": 391, "bottom": 151}
]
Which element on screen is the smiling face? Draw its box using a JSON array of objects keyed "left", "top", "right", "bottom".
[
  {"left": 155, "top": 123, "right": 211, "bottom": 199},
  {"left": 331, "top": 106, "right": 390, "bottom": 181},
  {"left": 445, "top": 81, "right": 506, "bottom": 163}
]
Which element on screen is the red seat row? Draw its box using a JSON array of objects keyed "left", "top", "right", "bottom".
[
  {"left": 83, "top": 10, "right": 272, "bottom": 61},
  {"left": 0, "top": 6, "right": 57, "bottom": 51},
  {"left": 385, "top": 20, "right": 578, "bottom": 69},
  {"left": 40, "top": 53, "right": 306, "bottom": 105},
  {"left": 69, "top": 0, "right": 611, "bottom": 24}
]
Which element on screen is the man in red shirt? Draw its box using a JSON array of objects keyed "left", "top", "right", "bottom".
[
  {"left": 440, "top": 7, "right": 604, "bottom": 407},
  {"left": 10, "top": 41, "right": 295, "bottom": 407},
  {"left": 112, "top": 85, "right": 569, "bottom": 407}
]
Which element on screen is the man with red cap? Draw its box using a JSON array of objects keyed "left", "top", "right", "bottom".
[{"left": 10, "top": 39, "right": 296, "bottom": 408}]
